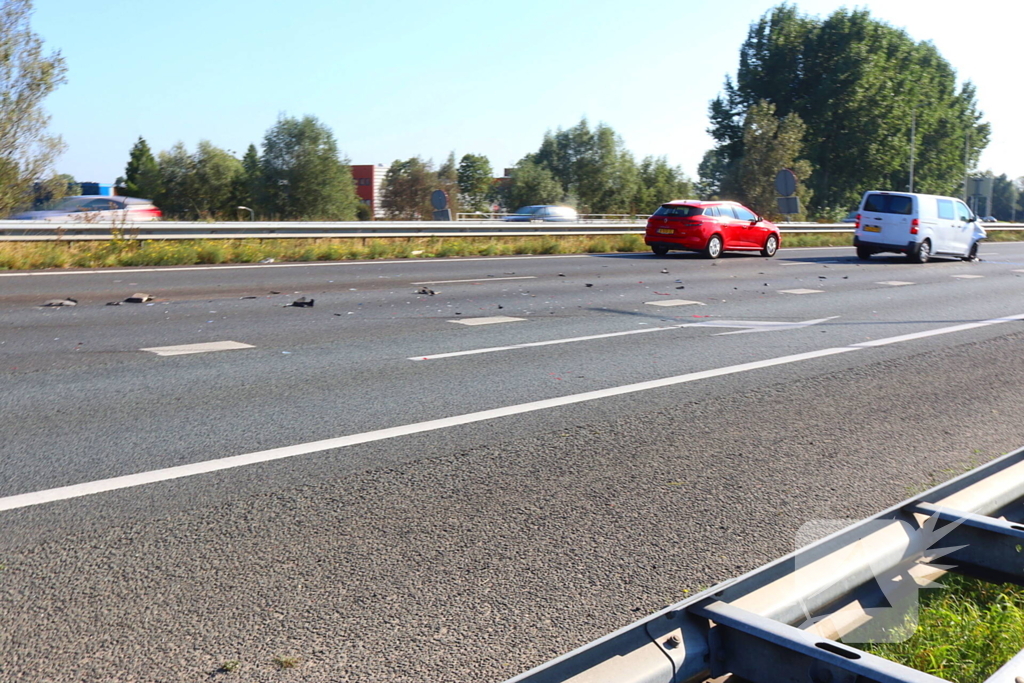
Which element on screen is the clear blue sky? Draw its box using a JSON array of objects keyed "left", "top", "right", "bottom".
[{"left": 36, "top": 0, "right": 1023, "bottom": 188}]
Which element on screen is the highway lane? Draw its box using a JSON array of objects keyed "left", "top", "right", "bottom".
[{"left": 2, "top": 243, "right": 1024, "bottom": 681}]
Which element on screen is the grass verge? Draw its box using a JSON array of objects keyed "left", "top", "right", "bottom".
[
  {"left": 0, "top": 232, "right": 861, "bottom": 270},
  {"left": 859, "top": 572, "right": 1024, "bottom": 682}
]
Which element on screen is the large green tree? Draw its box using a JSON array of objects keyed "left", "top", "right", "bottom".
[
  {"left": 155, "top": 141, "right": 242, "bottom": 219},
  {"left": 708, "top": 5, "right": 989, "bottom": 211},
  {"left": 499, "top": 159, "right": 564, "bottom": 211},
  {"left": 634, "top": 156, "right": 694, "bottom": 212},
  {"left": 260, "top": 115, "right": 359, "bottom": 221},
  {"left": 736, "top": 100, "right": 812, "bottom": 218},
  {"left": 379, "top": 157, "right": 436, "bottom": 219},
  {"left": 123, "top": 137, "right": 162, "bottom": 199},
  {"left": 457, "top": 153, "right": 493, "bottom": 212},
  {"left": 0, "top": 0, "right": 67, "bottom": 217},
  {"left": 531, "top": 118, "right": 639, "bottom": 214}
]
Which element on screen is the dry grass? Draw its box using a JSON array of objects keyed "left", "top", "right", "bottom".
[{"left": 0, "top": 231, "right": 949, "bottom": 270}]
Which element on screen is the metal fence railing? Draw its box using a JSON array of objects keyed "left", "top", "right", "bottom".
[{"left": 0, "top": 219, "right": 1021, "bottom": 242}]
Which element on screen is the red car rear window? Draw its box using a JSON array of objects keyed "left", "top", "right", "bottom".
[{"left": 653, "top": 205, "right": 704, "bottom": 218}]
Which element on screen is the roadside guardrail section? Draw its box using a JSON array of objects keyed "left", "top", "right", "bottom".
[
  {"left": 1, "top": 219, "right": 1021, "bottom": 242},
  {"left": 503, "top": 444, "right": 1024, "bottom": 683}
]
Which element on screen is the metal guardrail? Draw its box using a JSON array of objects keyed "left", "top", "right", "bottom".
[
  {"left": 505, "top": 444, "right": 1024, "bottom": 683},
  {"left": 0, "top": 220, "right": 1021, "bottom": 242}
]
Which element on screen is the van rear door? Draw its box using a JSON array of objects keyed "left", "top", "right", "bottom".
[{"left": 859, "top": 193, "right": 914, "bottom": 246}]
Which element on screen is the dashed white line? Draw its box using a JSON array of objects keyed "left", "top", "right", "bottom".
[
  {"left": 448, "top": 316, "right": 526, "bottom": 326},
  {"left": 644, "top": 299, "right": 704, "bottom": 307},
  {"left": 951, "top": 274, "right": 984, "bottom": 279},
  {"left": 141, "top": 341, "right": 255, "bottom": 356},
  {"left": 3, "top": 312, "right": 1024, "bottom": 512},
  {"left": 877, "top": 281, "right": 915, "bottom": 286},
  {"left": 411, "top": 276, "right": 536, "bottom": 285},
  {"left": 779, "top": 289, "right": 824, "bottom": 294}
]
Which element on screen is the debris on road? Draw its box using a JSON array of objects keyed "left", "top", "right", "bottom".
[
  {"left": 660, "top": 268, "right": 669, "bottom": 274},
  {"left": 585, "top": 283, "right": 593, "bottom": 287},
  {"left": 417, "top": 287, "right": 436, "bottom": 296},
  {"left": 284, "top": 297, "right": 314, "bottom": 308},
  {"left": 259, "top": 257, "right": 275, "bottom": 264},
  {"left": 41, "top": 298, "right": 77, "bottom": 307},
  {"left": 125, "top": 293, "right": 154, "bottom": 303},
  {"left": 269, "top": 291, "right": 281, "bottom": 294},
  {"left": 240, "top": 296, "right": 258, "bottom": 300},
  {"left": 558, "top": 273, "right": 565, "bottom": 277},
  {"left": 676, "top": 286, "right": 686, "bottom": 289}
]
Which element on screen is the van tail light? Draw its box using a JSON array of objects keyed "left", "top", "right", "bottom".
[
  {"left": 854, "top": 213, "right": 860, "bottom": 229},
  {"left": 910, "top": 218, "right": 919, "bottom": 235}
]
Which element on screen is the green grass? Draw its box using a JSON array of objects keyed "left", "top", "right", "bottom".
[
  {"left": 271, "top": 655, "right": 299, "bottom": 670},
  {"left": 11, "top": 230, "right": 1018, "bottom": 270},
  {"left": 859, "top": 573, "right": 1024, "bottom": 682}
]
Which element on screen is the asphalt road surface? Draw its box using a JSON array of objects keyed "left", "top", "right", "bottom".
[{"left": 3, "top": 243, "right": 1024, "bottom": 682}]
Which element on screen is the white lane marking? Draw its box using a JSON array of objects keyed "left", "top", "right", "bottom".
[
  {"left": 412, "top": 326, "right": 682, "bottom": 360},
  {"left": 411, "top": 276, "right": 536, "bottom": 285},
  {"left": 779, "top": 289, "right": 824, "bottom": 294},
  {"left": 4, "top": 312, "right": 1024, "bottom": 512},
  {"left": 877, "top": 281, "right": 915, "bottom": 286},
  {"left": 780, "top": 260, "right": 842, "bottom": 266},
  {"left": 645, "top": 299, "right": 704, "bottom": 307},
  {"left": 951, "top": 274, "right": 984, "bottom": 279},
  {"left": 413, "top": 317, "right": 838, "bottom": 360},
  {"left": 696, "top": 317, "right": 838, "bottom": 336},
  {"left": 849, "top": 314, "right": 1024, "bottom": 348},
  {"left": 448, "top": 316, "right": 526, "bottom": 326},
  {"left": 1014, "top": 270, "right": 1024, "bottom": 274},
  {"left": 141, "top": 341, "right": 255, "bottom": 356}
]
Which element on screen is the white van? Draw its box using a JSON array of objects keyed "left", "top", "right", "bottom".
[{"left": 853, "top": 191, "right": 985, "bottom": 262}]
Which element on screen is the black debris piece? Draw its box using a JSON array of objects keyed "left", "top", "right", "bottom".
[
  {"left": 124, "top": 293, "right": 153, "bottom": 303},
  {"left": 42, "top": 298, "right": 77, "bottom": 307},
  {"left": 585, "top": 283, "right": 593, "bottom": 287},
  {"left": 558, "top": 273, "right": 565, "bottom": 277},
  {"left": 240, "top": 296, "right": 258, "bottom": 299},
  {"left": 417, "top": 287, "right": 435, "bottom": 296},
  {"left": 285, "top": 297, "right": 314, "bottom": 308},
  {"left": 676, "top": 285, "right": 685, "bottom": 289},
  {"left": 497, "top": 305, "right": 504, "bottom": 309},
  {"left": 660, "top": 268, "right": 669, "bottom": 274},
  {"left": 269, "top": 290, "right": 281, "bottom": 294},
  {"left": 818, "top": 276, "right": 827, "bottom": 279}
]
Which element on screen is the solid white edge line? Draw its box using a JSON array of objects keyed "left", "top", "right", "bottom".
[
  {"left": 410, "top": 276, "right": 537, "bottom": 285},
  {"left": 2, "top": 312, "right": 1022, "bottom": 512}
]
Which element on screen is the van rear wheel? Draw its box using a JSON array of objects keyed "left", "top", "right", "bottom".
[
  {"left": 909, "top": 239, "right": 931, "bottom": 264},
  {"left": 856, "top": 246, "right": 872, "bottom": 260}
]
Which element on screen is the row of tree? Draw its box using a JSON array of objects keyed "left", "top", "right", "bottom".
[
  {"left": 379, "top": 119, "right": 695, "bottom": 219},
  {"left": 120, "top": 115, "right": 362, "bottom": 221}
]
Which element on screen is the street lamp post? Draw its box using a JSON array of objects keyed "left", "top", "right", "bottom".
[{"left": 237, "top": 206, "right": 254, "bottom": 221}]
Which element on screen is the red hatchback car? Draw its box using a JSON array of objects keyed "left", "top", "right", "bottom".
[{"left": 645, "top": 200, "right": 780, "bottom": 258}]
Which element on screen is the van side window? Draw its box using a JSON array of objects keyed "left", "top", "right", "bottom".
[
  {"left": 937, "top": 199, "right": 954, "bottom": 220},
  {"left": 955, "top": 201, "right": 972, "bottom": 222},
  {"left": 863, "top": 194, "right": 913, "bottom": 215}
]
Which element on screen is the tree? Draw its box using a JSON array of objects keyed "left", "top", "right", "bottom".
[
  {"left": 735, "top": 100, "right": 813, "bottom": 219},
  {"left": 499, "top": 159, "right": 563, "bottom": 211},
  {"left": 123, "top": 137, "right": 162, "bottom": 199},
  {"left": 380, "top": 157, "right": 434, "bottom": 219},
  {"left": 235, "top": 143, "right": 261, "bottom": 215},
  {"left": 32, "top": 173, "right": 77, "bottom": 208},
  {"left": 0, "top": 0, "right": 67, "bottom": 217},
  {"left": 457, "top": 153, "right": 493, "bottom": 212},
  {"left": 707, "top": 5, "right": 989, "bottom": 211},
  {"left": 530, "top": 118, "right": 640, "bottom": 213},
  {"left": 989, "top": 173, "right": 1019, "bottom": 221},
  {"left": 436, "top": 151, "right": 459, "bottom": 217},
  {"left": 260, "top": 114, "right": 359, "bottom": 221},
  {"left": 634, "top": 156, "right": 694, "bottom": 212},
  {"left": 155, "top": 141, "right": 242, "bottom": 219}
]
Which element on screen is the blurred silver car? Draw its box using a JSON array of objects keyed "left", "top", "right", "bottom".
[
  {"left": 503, "top": 205, "right": 578, "bottom": 222},
  {"left": 10, "top": 196, "right": 162, "bottom": 221}
]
